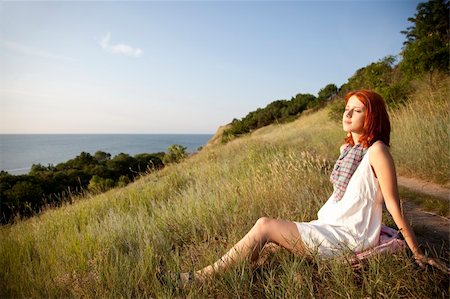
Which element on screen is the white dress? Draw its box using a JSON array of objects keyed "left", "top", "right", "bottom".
[{"left": 295, "top": 147, "right": 383, "bottom": 256}]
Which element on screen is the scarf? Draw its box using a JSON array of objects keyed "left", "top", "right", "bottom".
[{"left": 330, "top": 143, "right": 367, "bottom": 201}]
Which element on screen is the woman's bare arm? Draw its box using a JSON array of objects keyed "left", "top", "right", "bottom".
[
  {"left": 369, "top": 142, "right": 450, "bottom": 273},
  {"left": 369, "top": 141, "right": 448, "bottom": 272},
  {"left": 369, "top": 142, "right": 421, "bottom": 256}
]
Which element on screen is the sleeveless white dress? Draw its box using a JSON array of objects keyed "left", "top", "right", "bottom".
[{"left": 295, "top": 147, "right": 383, "bottom": 256}]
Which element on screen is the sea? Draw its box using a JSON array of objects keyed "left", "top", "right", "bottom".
[{"left": 0, "top": 134, "right": 213, "bottom": 175}]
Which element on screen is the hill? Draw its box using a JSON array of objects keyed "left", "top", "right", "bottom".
[{"left": 1, "top": 77, "right": 448, "bottom": 298}]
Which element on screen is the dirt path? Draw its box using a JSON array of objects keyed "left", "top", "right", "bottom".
[
  {"left": 397, "top": 176, "right": 449, "bottom": 256},
  {"left": 398, "top": 176, "right": 449, "bottom": 201},
  {"left": 401, "top": 200, "right": 449, "bottom": 254}
]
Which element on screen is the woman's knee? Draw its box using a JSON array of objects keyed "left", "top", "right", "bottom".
[
  {"left": 255, "top": 216, "right": 272, "bottom": 227},
  {"left": 254, "top": 218, "right": 301, "bottom": 248},
  {"left": 254, "top": 217, "right": 273, "bottom": 238}
]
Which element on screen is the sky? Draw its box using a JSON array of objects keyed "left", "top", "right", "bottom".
[{"left": 0, "top": 0, "right": 421, "bottom": 134}]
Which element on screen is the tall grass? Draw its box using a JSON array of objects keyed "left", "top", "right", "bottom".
[
  {"left": 1, "top": 77, "right": 448, "bottom": 298},
  {"left": 390, "top": 77, "right": 450, "bottom": 187}
]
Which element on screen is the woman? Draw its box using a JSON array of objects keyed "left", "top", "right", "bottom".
[{"left": 172, "top": 90, "right": 445, "bottom": 285}]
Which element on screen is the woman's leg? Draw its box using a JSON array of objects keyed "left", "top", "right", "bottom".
[{"left": 185, "top": 217, "right": 306, "bottom": 282}]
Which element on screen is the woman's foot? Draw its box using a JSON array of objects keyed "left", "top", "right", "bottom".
[
  {"left": 179, "top": 271, "right": 196, "bottom": 286},
  {"left": 157, "top": 271, "right": 196, "bottom": 289}
]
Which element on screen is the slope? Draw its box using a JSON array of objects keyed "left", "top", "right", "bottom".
[{"left": 0, "top": 79, "right": 448, "bottom": 298}]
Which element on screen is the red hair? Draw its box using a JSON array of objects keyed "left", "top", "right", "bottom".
[{"left": 344, "top": 90, "right": 391, "bottom": 148}]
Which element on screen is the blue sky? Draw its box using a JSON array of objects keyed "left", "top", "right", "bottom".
[{"left": 0, "top": 0, "right": 420, "bottom": 134}]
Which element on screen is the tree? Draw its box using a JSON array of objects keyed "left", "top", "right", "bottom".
[
  {"left": 117, "top": 175, "right": 130, "bottom": 188},
  {"left": 317, "top": 84, "right": 338, "bottom": 102},
  {"left": 343, "top": 56, "right": 396, "bottom": 92},
  {"left": 107, "top": 153, "right": 135, "bottom": 179},
  {"left": 0, "top": 149, "right": 170, "bottom": 223},
  {"left": 221, "top": 92, "right": 318, "bottom": 142},
  {"left": 400, "top": 0, "right": 449, "bottom": 81},
  {"left": 289, "top": 93, "right": 315, "bottom": 114},
  {"left": 4, "top": 181, "right": 43, "bottom": 216},
  {"left": 134, "top": 153, "right": 164, "bottom": 172},
  {"left": 163, "top": 144, "right": 187, "bottom": 164},
  {"left": 94, "top": 151, "right": 111, "bottom": 163},
  {"left": 339, "top": 56, "right": 409, "bottom": 106},
  {"left": 88, "top": 175, "right": 114, "bottom": 193},
  {"left": 402, "top": 0, "right": 449, "bottom": 45}
]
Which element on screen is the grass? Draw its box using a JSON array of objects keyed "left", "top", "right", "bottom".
[
  {"left": 398, "top": 186, "right": 449, "bottom": 218},
  {"left": 0, "top": 77, "right": 449, "bottom": 298},
  {"left": 390, "top": 76, "right": 450, "bottom": 187}
]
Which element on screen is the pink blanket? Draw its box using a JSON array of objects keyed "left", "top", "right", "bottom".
[{"left": 350, "top": 225, "right": 405, "bottom": 265}]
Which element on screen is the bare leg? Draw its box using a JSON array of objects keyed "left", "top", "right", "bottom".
[{"left": 184, "top": 217, "right": 306, "bottom": 282}]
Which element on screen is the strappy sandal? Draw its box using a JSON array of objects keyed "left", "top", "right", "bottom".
[{"left": 157, "top": 270, "right": 196, "bottom": 288}]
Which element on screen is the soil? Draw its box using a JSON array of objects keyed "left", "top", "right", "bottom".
[
  {"left": 397, "top": 176, "right": 449, "bottom": 258},
  {"left": 402, "top": 200, "right": 449, "bottom": 254},
  {"left": 398, "top": 176, "right": 449, "bottom": 201}
]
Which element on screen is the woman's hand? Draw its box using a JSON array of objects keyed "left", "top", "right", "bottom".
[{"left": 414, "top": 253, "right": 450, "bottom": 274}]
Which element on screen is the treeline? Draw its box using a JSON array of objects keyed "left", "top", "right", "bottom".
[
  {"left": 223, "top": 0, "right": 449, "bottom": 142},
  {"left": 0, "top": 144, "right": 188, "bottom": 224},
  {"left": 330, "top": 0, "right": 448, "bottom": 120},
  {"left": 221, "top": 84, "right": 338, "bottom": 142}
]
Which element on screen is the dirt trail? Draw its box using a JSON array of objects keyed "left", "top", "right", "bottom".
[
  {"left": 398, "top": 176, "right": 449, "bottom": 201},
  {"left": 397, "top": 176, "right": 449, "bottom": 255},
  {"left": 402, "top": 201, "right": 449, "bottom": 254}
]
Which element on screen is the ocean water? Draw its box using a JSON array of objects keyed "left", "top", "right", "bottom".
[{"left": 0, "top": 134, "right": 213, "bottom": 175}]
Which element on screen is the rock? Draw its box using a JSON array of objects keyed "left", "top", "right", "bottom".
[{"left": 205, "top": 124, "right": 232, "bottom": 147}]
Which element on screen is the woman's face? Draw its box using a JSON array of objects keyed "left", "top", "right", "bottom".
[{"left": 343, "top": 95, "right": 366, "bottom": 135}]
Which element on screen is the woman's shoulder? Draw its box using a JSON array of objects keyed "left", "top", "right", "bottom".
[
  {"left": 369, "top": 140, "right": 392, "bottom": 162},
  {"left": 369, "top": 140, "right": 389, "bottom": 153}
]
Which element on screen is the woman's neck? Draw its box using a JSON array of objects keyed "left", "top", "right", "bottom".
[{"left": 351, "top": 132, "right": 362, "bottom": 145}]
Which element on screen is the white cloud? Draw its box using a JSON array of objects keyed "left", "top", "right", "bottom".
[
  {"left": 0, "top": 39, "right": 75, "bottom": 61},
  {"left": 100, "top": 33, "right": 143, "bottom": 58}
]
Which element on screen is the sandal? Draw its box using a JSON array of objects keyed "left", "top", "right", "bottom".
[{"left": 157, "top": 269, "right": 196, "bottom": 288}]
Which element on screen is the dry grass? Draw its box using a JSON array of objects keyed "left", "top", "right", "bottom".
[
  {"left": 1, "top": 77, "right": 448, "bottom": 298},
  {"left": 390, "top": 77, "right": 450, "bottom": 187}
]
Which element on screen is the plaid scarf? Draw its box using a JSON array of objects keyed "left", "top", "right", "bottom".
[{"left": 330, "top": 143, "right": 368, "bottom": 201}]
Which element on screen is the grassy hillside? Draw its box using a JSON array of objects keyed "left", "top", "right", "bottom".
[
  {"left": 1, "top": 79, "right": 448, "bottom": 298},
  {"left": 390, "top": 77, "right": 450, "bottom": 187}
]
